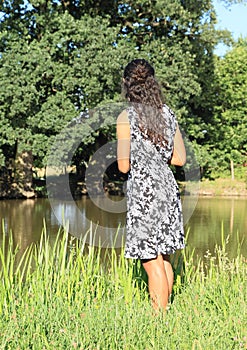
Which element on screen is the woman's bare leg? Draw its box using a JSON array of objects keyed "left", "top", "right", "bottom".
[
  {"left": 163, "top": 254, "right": 174, "bottom": 297},
  {"left": 142, "top": 254, "right": 170, "bottom": 311}
]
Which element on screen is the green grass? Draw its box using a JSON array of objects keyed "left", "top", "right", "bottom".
[
  {"left": 0, "top": 223, "right": 246, "bottom": 350},
  {"left": 198, "top": 178, "right": 247, "bottom": 196}
]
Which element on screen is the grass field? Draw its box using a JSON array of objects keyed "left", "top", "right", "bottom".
[
  {"left": 197, "top": 178, "right": 247, "bottom": 196},
  {"left": 0, "top": 224, "right": 246, "bottom": 349}
]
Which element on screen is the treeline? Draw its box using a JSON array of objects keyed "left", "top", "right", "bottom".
[{"left": 0, "top": 0, "right": 246, "bottom": 197}]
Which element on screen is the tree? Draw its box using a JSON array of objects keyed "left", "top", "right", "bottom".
[
  {"left": 210, "top": 39, "right": 247, "bottom": 177},
  {"left": 0, "top": 0, "right": 243, "bottom": 197},
  {"left": 0, "top": 1, "right": 134, "bottom": 196}
]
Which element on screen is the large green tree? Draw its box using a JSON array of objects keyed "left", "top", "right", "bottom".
[
  {"left": 0, "top": 1, "right": 134, "bottom": 195},
  {"left": 0, "top": 0, "right": 244, "bottom": 196},
  {"left": 210, "top": 39, "right": 247, "bottom": 177}
]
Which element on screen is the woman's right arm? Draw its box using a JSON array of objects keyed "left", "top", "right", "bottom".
[
  {"left": 170, "top": 125, "right": 186, "bottom": 166},
  {"left": 116, "top": 110, "right": 131, "bottom": 173}
]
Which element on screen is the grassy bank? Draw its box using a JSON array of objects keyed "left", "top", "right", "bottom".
[
  {"left": 0, "top": 226, "right": 246, "bottom": 349},
  {"left": 187, "top": 178, "right": 247, "bottom": 197}
]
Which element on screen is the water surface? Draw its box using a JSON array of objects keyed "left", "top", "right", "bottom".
[{"left": 0, "top": 196, "right": 246, "bottom": 260}]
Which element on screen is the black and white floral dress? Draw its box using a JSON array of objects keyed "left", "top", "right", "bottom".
[{"left": 124, "top": 104, "right": 185, "bottom": 259}]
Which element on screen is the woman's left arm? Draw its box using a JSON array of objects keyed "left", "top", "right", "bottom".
[
  {"left": 170, "top": 125, "right": 186, "bottom": 166},
  {"left": 116, "top": 110, "right": 131, "bottom": 173}
]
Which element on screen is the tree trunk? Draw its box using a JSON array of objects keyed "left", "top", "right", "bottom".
[{"left": 13, "top": 150, "right": 35, "bottom": 198}]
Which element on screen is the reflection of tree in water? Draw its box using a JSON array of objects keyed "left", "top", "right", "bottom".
[
  {"left": 84, "top": 196, "right": 126, "bottom": 249},
  {"left": 0, "top": 199, "right": 66, "bottom": 268},
  {"left": 85, "top": 196, "right": 126, "bottom": 228},
  {"left": 185, "top": 197, "right": 247, "bottom": 261},
  {"left": 0, "top": 199, "right": 42, "bottom": 267}
]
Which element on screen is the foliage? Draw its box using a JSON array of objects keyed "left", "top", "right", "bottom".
[
  {"left": 212, "top": 39, "right": 247, "bottom": 172},
  {"left": 0, "top": 2, "right": 225, "bottom": 162},
  {"left": 0, "top": 225, "right": 246, "bottom": 349},
  {"left": 0, "top": 0, "right": 246, "bottom": 188},
  {"left": 0, "top": 3, "right": 131, "bottom": 170}
]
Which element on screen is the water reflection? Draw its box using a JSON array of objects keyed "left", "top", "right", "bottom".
[
  {"left": 49, "top": 196, "right": 126, "bottom": 247},
  {"left": 0, "top": 199, "right": 55, "bottom": 262},
  {"left": 185, "top": 197, "right": 247, "bottom": 259},
  {"left": 0, "top": 196, "right": 246, "bottom": 260}
]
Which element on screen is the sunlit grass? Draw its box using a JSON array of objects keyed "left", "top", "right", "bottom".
[
  {"left": 0, "top": 222, "right": 246, "bottom": 349},
  {"left": 199, "top": 178, "right": 247, "bottom": 196}
]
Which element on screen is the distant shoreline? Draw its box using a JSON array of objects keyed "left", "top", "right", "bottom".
[
  {"left": 181, "top": 178, "right": 247, "bottom": 197},
  {"left": 0, "top": 177, "right": 246, "bottom": 200}
]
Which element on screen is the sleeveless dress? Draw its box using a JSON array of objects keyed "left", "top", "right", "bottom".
[{"left": 124, "top": 104, "right": 185, "bottom": 259}]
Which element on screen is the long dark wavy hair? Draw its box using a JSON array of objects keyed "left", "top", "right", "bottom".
[{"left": 122, "top": 59, "right": 167, "bottom": 146}]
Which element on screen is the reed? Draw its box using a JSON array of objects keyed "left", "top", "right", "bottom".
[{"left": 0, "top": 221, "right": 246, "bottom": 349}]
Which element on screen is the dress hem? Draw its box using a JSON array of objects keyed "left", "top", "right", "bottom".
[{"left": 124, "top": 244, "right": 186, "bottom": 260}]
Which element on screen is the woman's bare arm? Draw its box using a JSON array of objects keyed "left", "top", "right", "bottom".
[
  {"left": 116, "top": 110, "right": 131, "bottom": 173},
  {"left": 170, "top": 125, "right": 186, "bottom": 166}
]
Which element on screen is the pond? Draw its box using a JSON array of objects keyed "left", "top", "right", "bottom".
[{"left": 0, "top": 196, "right": 246, "bottom": 261}]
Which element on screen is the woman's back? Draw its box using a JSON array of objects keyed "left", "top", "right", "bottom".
[{"left": 127, "top": 104, "right": 177, "bottom": 172}]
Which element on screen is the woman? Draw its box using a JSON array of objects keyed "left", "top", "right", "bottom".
[{"left": 117, "top": 59, "right": 186, "bottom": 312}]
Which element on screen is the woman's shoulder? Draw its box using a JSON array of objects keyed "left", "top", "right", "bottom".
[
  {"left": 117, "top": 109, "right": 129, "bottom": 124},
  {"left": 162, "top": 103, "right": 177, "bottom": 121},
  {"left": 162, "top": 103, "right": 175, "bottom": 115}
]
